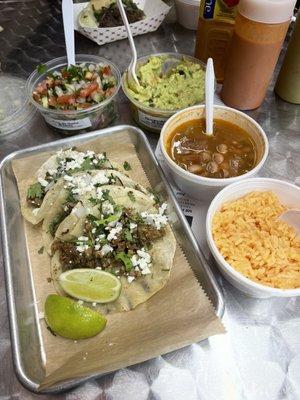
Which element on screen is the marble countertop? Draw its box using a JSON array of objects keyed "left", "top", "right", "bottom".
[{"left": 0, "top": 1, "right": 300, "bottom": 399}]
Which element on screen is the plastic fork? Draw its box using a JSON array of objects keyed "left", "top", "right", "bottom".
[
  {"left": 116, "top": 0, "right": 140, "bottom": 89},
  {"left": 62, "top": 0, "right": 75, "bottom": 67}
]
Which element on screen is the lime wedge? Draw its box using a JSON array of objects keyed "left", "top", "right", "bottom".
[
  {"left": 44, "top": 294, "right": 107, "bottom": 340},
  {"left": 58, "top": 269, "right": 122, "bottom": 303}
]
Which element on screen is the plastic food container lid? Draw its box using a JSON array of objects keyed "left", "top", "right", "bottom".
[
  {"left": 0, "top": 74, "right": 36, "bottom": 136},
  {"left": 238, "top": 0, "right": 296, "bottom": 24},
  {"left": 175, "top": 0, "right": 200, "bottom": 6}
]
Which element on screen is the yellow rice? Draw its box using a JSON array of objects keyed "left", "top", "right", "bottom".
[{"left": 212, "top": 191, "right": 300, "bottom": 289}]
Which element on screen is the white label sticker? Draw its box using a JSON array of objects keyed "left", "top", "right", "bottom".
[
  {"left": 137, "top": 110, "right": 167, "bottom": 130},
  {"left": 44, "top": 115, "right": 92, "bottom": 130}
]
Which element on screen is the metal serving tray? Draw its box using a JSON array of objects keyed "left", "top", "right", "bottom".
[{"left": 0, "top": 125, "right": 224, "bottom": 393}]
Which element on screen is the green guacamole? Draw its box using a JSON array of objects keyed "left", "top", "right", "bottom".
[{"left": 125, "top": 56, "right": 205, "bottom": 111}]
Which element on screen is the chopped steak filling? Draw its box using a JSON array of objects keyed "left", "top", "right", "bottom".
[{"left": 52, "top": 207, "right": 166, "bottom": 277}]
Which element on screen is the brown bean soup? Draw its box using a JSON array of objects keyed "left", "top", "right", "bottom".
[{"left": 166, "top": 118, "right": 257, "bottom": 179}]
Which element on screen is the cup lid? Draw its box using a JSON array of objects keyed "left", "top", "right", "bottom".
[
  {"left": 0, "top": 74, "right": 35, "bottom": 136},
  {"left": 176, "top": 0, "right": 200, "bottom": 6},
  {"left": 238, "top": 0, "right": 296, "bottom": 24}
]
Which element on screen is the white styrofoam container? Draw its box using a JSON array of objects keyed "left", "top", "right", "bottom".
[
  {"left": 160, "top": 105, "right": 269, "bottom": 201},
  {"left": 206, "top": 178, "right": 300, "bottom": 298},
  {"left": 175, "top": 0, "right": 200, "bottom": 30},
  {"left": 74, "top": 0, "right": 170, "bottom": 46}
]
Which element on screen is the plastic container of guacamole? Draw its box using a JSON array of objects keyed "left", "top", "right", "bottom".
[{"left": 122, "top": 53, "right": 206, "bottom": 133}]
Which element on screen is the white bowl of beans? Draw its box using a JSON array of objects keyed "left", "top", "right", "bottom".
[{"left": 160, "top": 105, "right": 269, "bottom": 200}]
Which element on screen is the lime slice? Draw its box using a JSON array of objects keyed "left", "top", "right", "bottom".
[
  {"left": 44, "top": 294, "right": 107, "bottom": 340},
  {"left": 59, "top": 269, "right": 122, "bottom": 303}
]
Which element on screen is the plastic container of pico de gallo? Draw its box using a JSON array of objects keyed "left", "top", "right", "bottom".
[{"left": 26, "top": 54, "right": 121, "bottom": 136}]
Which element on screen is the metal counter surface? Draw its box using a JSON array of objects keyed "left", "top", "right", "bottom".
[{"left": 0, "top": 1, "right": 300, "bottom": 399}]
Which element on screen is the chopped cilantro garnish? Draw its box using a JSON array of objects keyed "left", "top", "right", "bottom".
[
  {"left": 88, "top": 197, "right": 99, "bottom": 206},
  {"left": 27, "top": 182, "right": 44, "bottom": 199},
  {"left": 96, "top": 211, "right": 121, "bottom": 226},
  {"left": 146, "top": 187, "right": 161, "bottom": 205},
  {"left": 102, "top": 189, "right": 114, "bottom": 203},
  {"left": 123, "top": 161, "right": 132, "bottom": 171},
  {"left": 115, "top": 252, "right": 133, "bottom": 272},
  {"left": 38, "top": 246, "right": 44, "bottom": 254},
  {"left": 48, "top": 212, "right": 67, "bottom": 236},
  {"left": 65, "top": 189, "right": 76, "bottom": 204},
  {"left": 37, "top": 64, "right": 47, "bottom": 74},
  {"left": 80, "top": 157, "right": 93, "bottom": 171},
  {"left": 127, "top": 191, "right": 136, "bottom": 202},
  {"left": 123, "top": 229, "right": 133, "bottom": 242}
]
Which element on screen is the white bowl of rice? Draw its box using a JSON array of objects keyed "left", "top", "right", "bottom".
[{"left": 206, "top": 178, "right": 300, "bottom": 298}]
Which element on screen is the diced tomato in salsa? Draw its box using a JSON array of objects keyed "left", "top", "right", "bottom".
[
  {"left": 102, "top": 66, "right": 111, "bottom": 75},
  {"left": 48, "top": 97, "right": 57, "bottom": 107},
  {"left": 33, "top": 62, "right": 116, "bottom": 111},
  {"left": 79, "top": 82, "right": 99, "bottom": 98},
  {"left": 57, "top": 94, "right": 76, "bottom": 105}
]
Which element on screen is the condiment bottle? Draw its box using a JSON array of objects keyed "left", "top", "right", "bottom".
[
  {"left": 221, "top": 0, "right": 296, "bottom": 110},
  {"left": 194, "top": 0, "right": 239, "bottom": 83},
  {"left": 275, "top": 10, "right": 300, "bottom": 104}
]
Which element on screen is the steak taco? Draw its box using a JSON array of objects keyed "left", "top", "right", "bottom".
[
  {"left": 42, "top": 171, "right": 148, "bottom": 254},
  {"left": 50, "top": 186, "right": 176, "bottom": 313},
  {"left": 21, "top": 149, "right": 119, "bottom": 225}
]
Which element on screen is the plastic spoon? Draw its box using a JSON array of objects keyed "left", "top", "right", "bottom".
[
  {"left": 62, "top": 0, "right": 75, "bottom": 67},
  {"left": 116, "top": 0, "right": 140, "bottom": 89},
  {"left": 279, "top": 209, "right": 300, "bottom": 234},
  {"left": 205, "top": 58, "right": 215, "bottom": 136}
]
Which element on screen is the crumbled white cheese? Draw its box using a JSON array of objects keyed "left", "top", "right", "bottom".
[
  {"left": 92, "top": 302, "right": 97, "bottom": 307},
  {"left": 86, "top": 150, "right": 95, "bottom": 157},
  {"left": 32, "top": 208, "right": 40, "bottom": 216},
  {"left": 92, "top": 174, "right": 109, "bottom": 186},
  {"left": 78, "top": 236, "right": 88, "bottom": 241},
  {"left": 140, "top": 211, "right": 167, "bottom": 230},
  {"left": 137, "top": 249, "right": 151, "bottom": 262},
  {"left": 77, "top": 300, "right": 84, "bottom": 305},
  {"left": 92, "top": 228, "right": 96, "bottom": 233},
  {"left": 174, "top": 141, "right": 181, "bottom": 148},
  {"left": 107, "top": 226, "right": 122, "bottom": 241},
  {"left": 66, "top": 172, "right": 109, "bottom": 197},
  {"left": 131, "top": 248, "right": 152, "bottom": 275},
  {"left": 127, "top": 276, "right": 135, "bottom": 283},
  {"left": 63, "top": 174, "right": 73, "bottom": 182},
  {"left": 101, "top": 244, "right": 113, "bottom": 255},
  {"left": 159, "top": 203, "right": 168, "bottom": 214},
  {"left": 96, "top": 187, "right": 103, "bottom": 200},
  {"left": 38, "top": 177, "right": 48, "bottom": 187},
  {"left": 129, "top": 222, "right": 137, "bottom": 230},
  {"left": 102, "top": 201, "right": 114, "bottom": 216},
  {"left": 94, "top": 244, "right": 100, "bottom": 251},
  {"left": 76, "top": 244, "right": 89, "bottom": 253}
]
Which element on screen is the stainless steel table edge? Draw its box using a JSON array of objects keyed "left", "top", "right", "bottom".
[{"left": 0, "top": 124, "right": 225, "bottom": 393}]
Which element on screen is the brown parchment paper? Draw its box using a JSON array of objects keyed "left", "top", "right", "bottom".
[{"left": 12, "top": 129, "right": 225, "bottom": 390}]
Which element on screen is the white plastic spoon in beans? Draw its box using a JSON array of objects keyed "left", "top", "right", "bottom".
[{"left": 204, "top": 57, "right": 215, "bottom": 136}]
